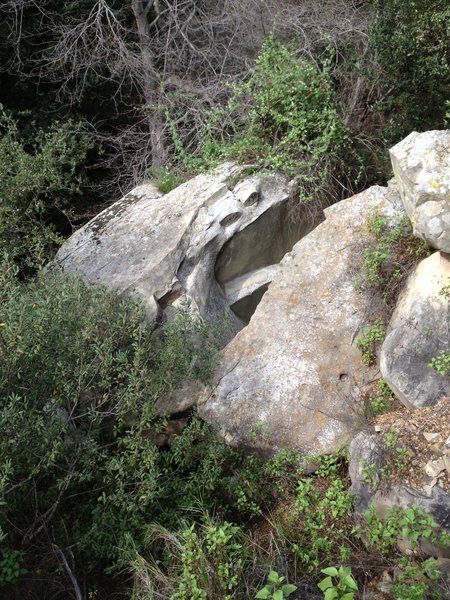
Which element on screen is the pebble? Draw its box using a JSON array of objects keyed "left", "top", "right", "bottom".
[
  {"left": 423, "top": 432, "right": 441, "bottom": 443},
  {"left": 424, "top": 458, "right": 445, "bottom": 478}
]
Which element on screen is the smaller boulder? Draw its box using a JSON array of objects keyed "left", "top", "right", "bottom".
[
  {"left": 390, "top": 130, "right": 450, "bottom": 252},
  {"left": 380, "top": 251, "right": 450, "bottom": 408},
  {"left": 349, "top": 431, "right": 450, "bottom": 558}
]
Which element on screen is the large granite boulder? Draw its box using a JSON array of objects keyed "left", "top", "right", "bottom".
[
  {"left": 390, "top": 130, "right": 450, "bottom": 252},
  {"left": 380, "top": 251, "right": 450, "bottom": 408},
  {"left": 198, "top": 185, "right": 404, "bottom": 456},
  {"left": 55, "top": 165, "right": 318, "bottom": 339}
]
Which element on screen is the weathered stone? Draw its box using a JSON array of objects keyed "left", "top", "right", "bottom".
[
  {"left": 424, "top": 459, "right": 446, "bottom": 478},
  {"left": 424, "top": 432, "right": 442, "bottom": 444},
  {"left": 349, "top": 431, "right": 450, "bottom": 557},
  {"left": 55, "top": 165, "right": 320, "bottom": 342},
  {"left": 198, "top": 185, "right": 404, "bottom": 455},
  {"left": 233, "top": 177, "right": 261, "bottom": 206},
  {"left": 390, "top": 130, "right": 450, "bottom": 252},
  {"left": 380, "top": 252, "right": 450, "bottom": 409}
]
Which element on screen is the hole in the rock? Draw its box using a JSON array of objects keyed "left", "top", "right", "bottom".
[
  {"left": 230, "top": 284, "right": 269, "bottom": 325},
  {"left": 215, "top": 197, "right": 323, "bottom": 322},
  {"left": 339, "top": 373, "right": 349, "bottom": 381},
  {"left": 159, "top": 285, "right": 183, "bottom": 309}
]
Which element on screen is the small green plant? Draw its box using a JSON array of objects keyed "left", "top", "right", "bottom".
[
  {"left": 151, "top": 166, "right": 185, "bottom": 194},
  {"left": 0, "top": 548, "right": 26, "bottom": 586},
  {"left": 365, "top": 379, "right": 393, "bottom": 418},
  {"left": 396, "top": 507, "right": 439, "bottom": 547},
  {"left": 393, "top": 557, "right": 442, "bottom": 600},
  {"left": 356, "top": 319, "right": 385, "bottom": 366},
  {"left": 367, "top": 428, "right": 411, "bottom": 482},
  {"left": 355, "top": 211, "right": 429, "bottom": 299},
  {"left": 361, "top": 461, "right": 378, "bottom": 490},
  {"left": 318, "top": 566, "right": 358, "bottom": 600},
  {"left": 255, "top": 570, "right": 297, "bottom": 600},
  {"left": 251, "top": 421, "right": 270, "bottom": 443},
  {"left": 364, "top": 505, "right": 444, "bottom": 554},
  {"left": 171, "top": 522, "right": 245, "bottom": 600},
  {"left": 291, "top": 472, "right": 354, "bottom": 572},
  {"left": 428, "top": 350, "right": 450, "bottom": 376},
  {"left": 366, "top": 396, "right": 388, "bottom": 418}
]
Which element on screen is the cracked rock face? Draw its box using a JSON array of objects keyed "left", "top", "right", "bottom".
[
  {"left": 390, "top": 130, "right": 450, "bottom": 252},
  {"left": 198, "top": 185, "right": 404, "bottom": 456},
  {"left": 54, "top": 164, "right": 319, "bottom": 343},
  {"left": 380, "top": 251, "right": 450, "bottom": 409}
]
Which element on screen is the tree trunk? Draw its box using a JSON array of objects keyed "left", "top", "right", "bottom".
[{"left": 131, "top": 0, "right": 168, "bottom": 167}]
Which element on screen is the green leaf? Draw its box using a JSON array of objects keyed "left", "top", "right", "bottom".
[
  {"left": 344, "top": 575, "right": 358, "bottom": 591},
  {"left": 268, "top": 571, "right": 279, "bottom": 584},
  {"left": 324, "top": 588, "right": 338, "bottom": 600},
  {"left": 318, "top": 576, "right": 333, "bottom": 591},
  {"left": 341, "top": 594, "right": 355, "bottom": 600},
  {"left": 255, "top": 588, "right": 271, "bottom": 599},
  {"left": 321, "top": 567, "right": 339, "bottom": 576},
  {"left": 281, "top": 584, "right": 297, "bottom": 596},
  {"left": 273, "top": 590, "right": 283, "bottom": 600}
]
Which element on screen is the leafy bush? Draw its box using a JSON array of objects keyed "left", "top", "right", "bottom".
[
  {"left": 0, "top": 258, "right": 226, "bottom": 590},
  {"left": 189, "top": 39, "right": 355, "bottom": 203},
  {"left": 369, "top": 0, "right": 450, "bottom": 144},
  {"left": 0, "top": 106, "right": 89, "bottom": 270}
]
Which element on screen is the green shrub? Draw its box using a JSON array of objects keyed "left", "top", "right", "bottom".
[
  {"left": 189, "top": 38, "right": 355, "bottom": 203},
  {"left": 354, "top": 210, "right": 429, "bottom": 305},
  {"left": 369, "top": 0, "right": 450, "bottom": 145},
  {"left": 0, "top": 258, "right": 225, "bottom": 585},
  {"left": 356, "top": 319, "right": 385, "bottom": 366},
  {"left": 0, "top": 106, "right": 89, "bottom": 270},
  {"left": 151, "top": 166, "right": 185, "bottom": 194}
]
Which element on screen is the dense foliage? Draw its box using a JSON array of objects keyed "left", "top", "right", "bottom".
[
  {"left": 0, "top": 108, "right": 89, "bottom": 270},
  {"left": 0, "top": 259, "right": 227, "bottom": 594},
  {"left": 188, "top": 39, "right": 356, "bottom": 203},
  {"left": 370, "top": 0, "right": 450, "bottom": 144}
]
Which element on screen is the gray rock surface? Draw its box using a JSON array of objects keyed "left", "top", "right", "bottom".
[
  {"left": 198, "top": 185, "right": 404, "bottom": 455},
  {"left": 380, "top": 251, "right": 450, "bottom": 408},
  {"left": 55, "top": 165, "right": 319, "bottom": 339},
  {"left": 390, "top": 130, "right": 450, "bottom": 252}
]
